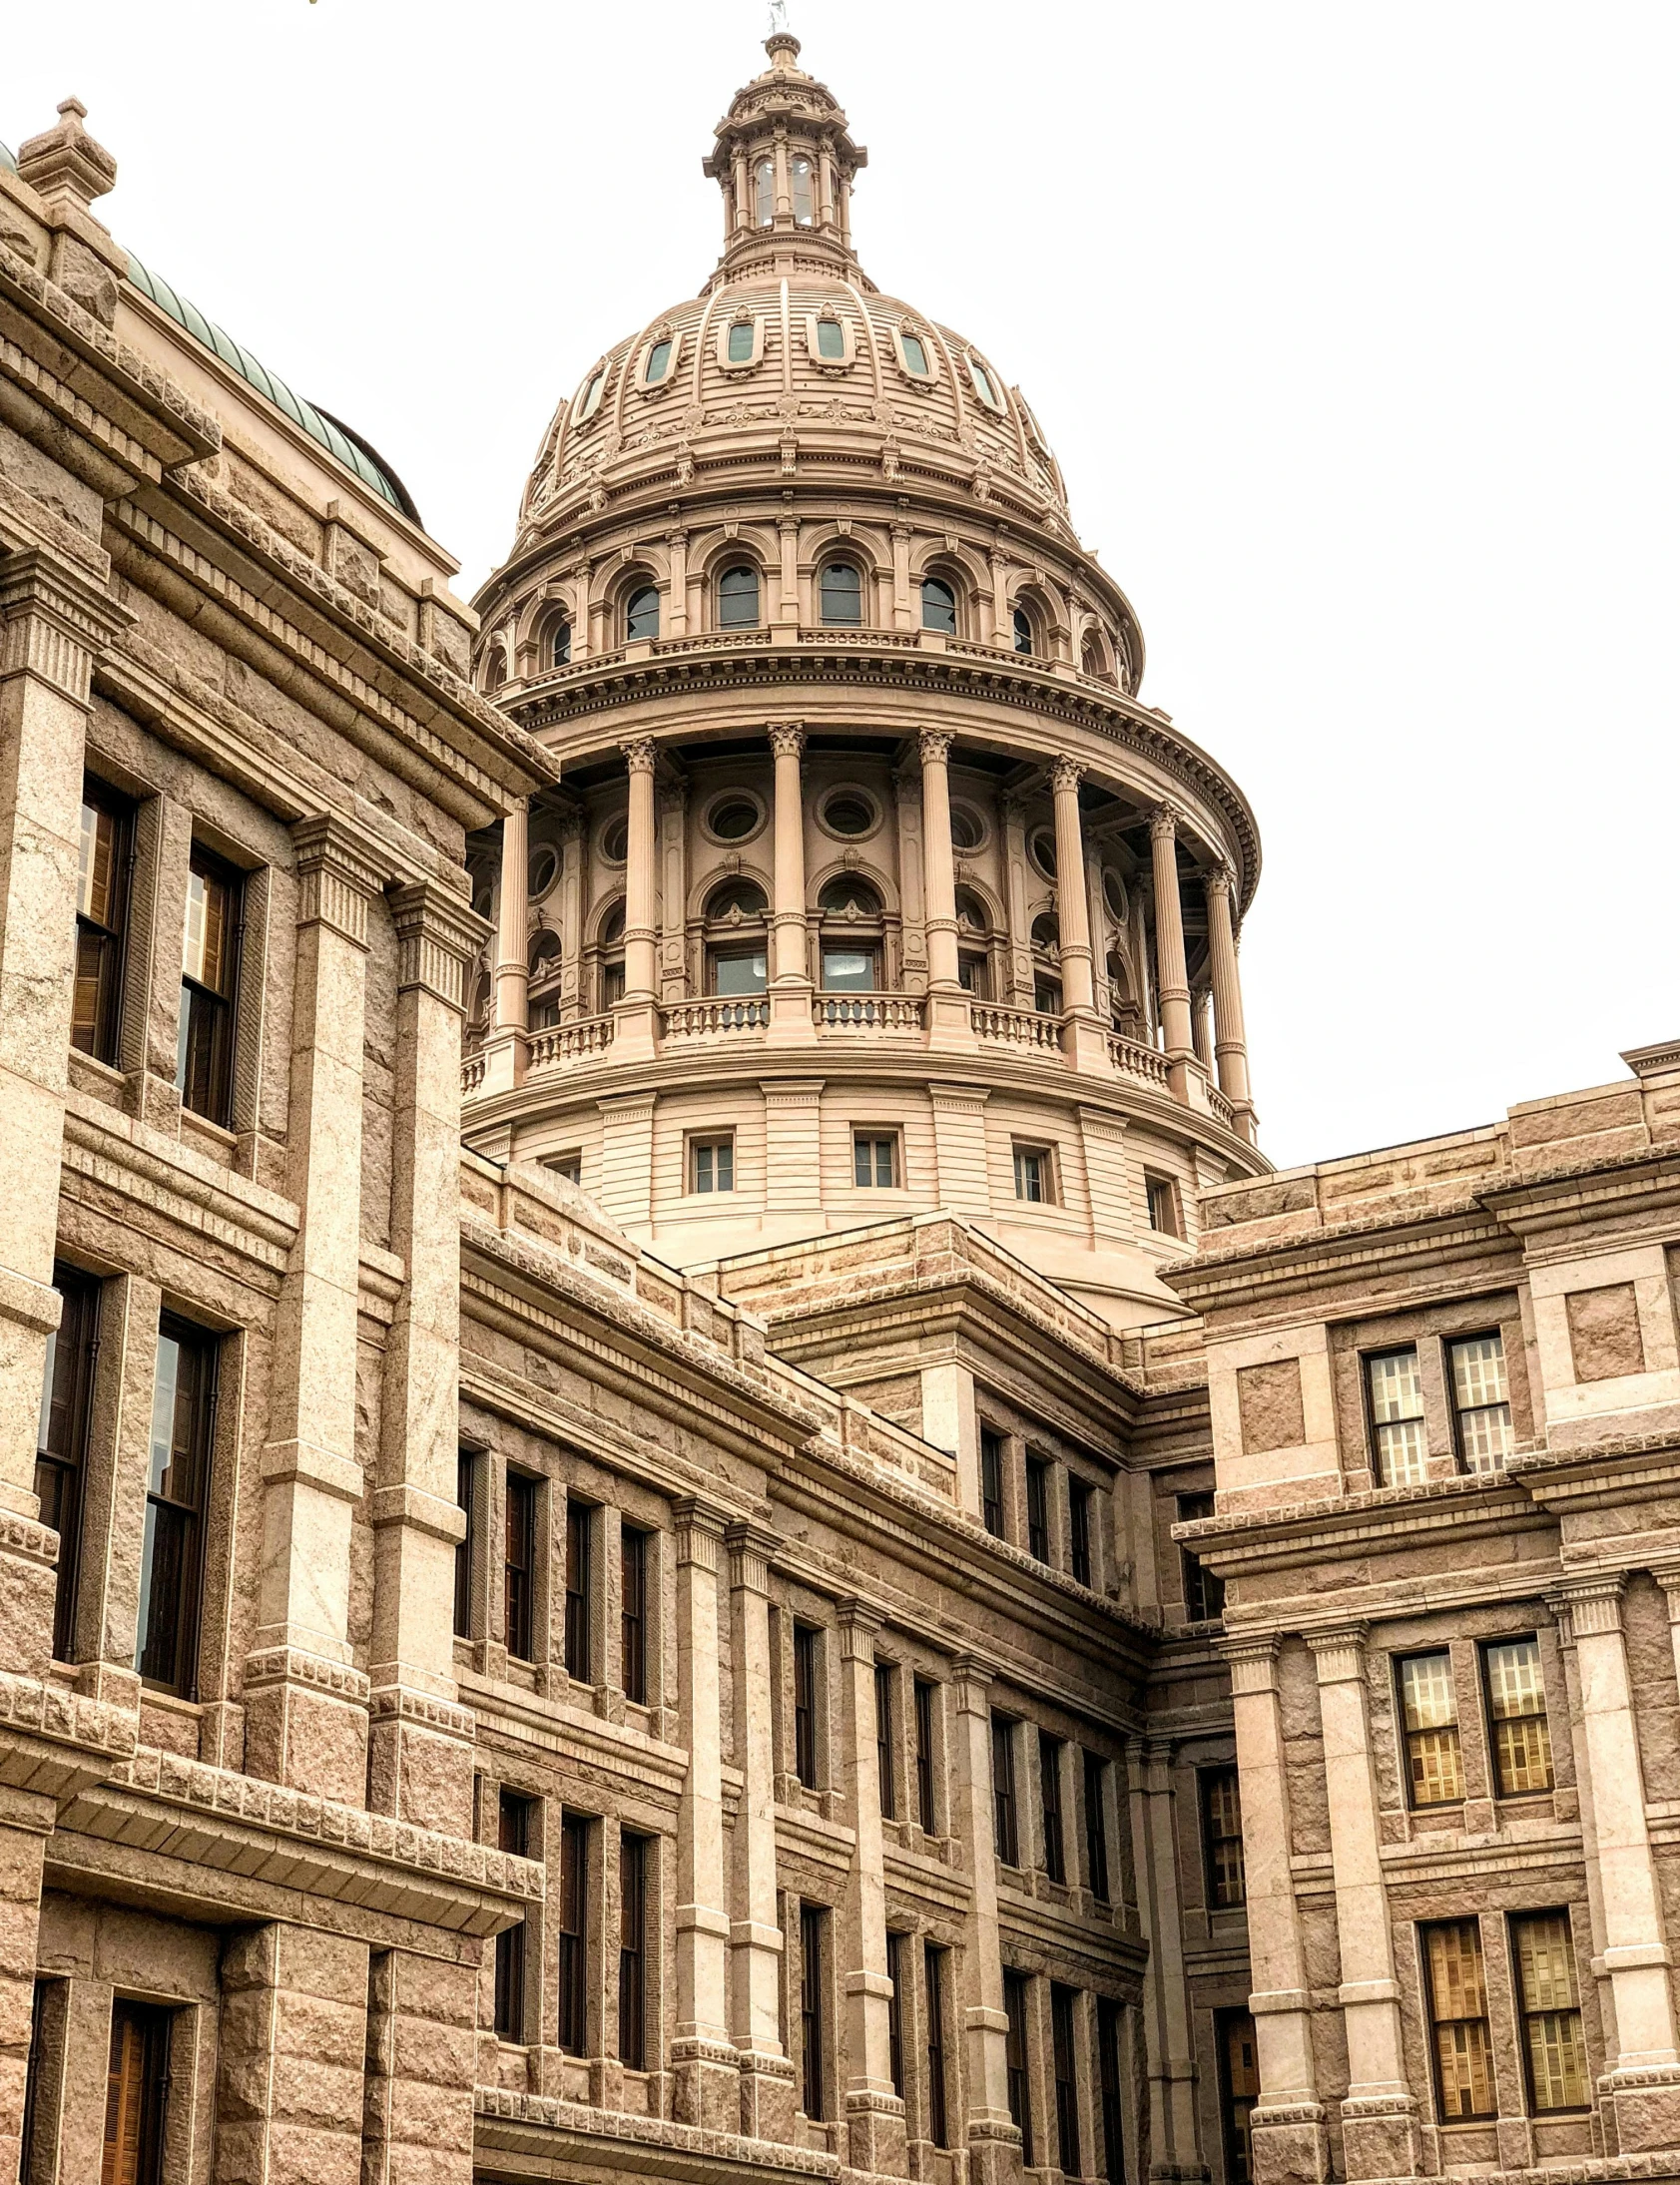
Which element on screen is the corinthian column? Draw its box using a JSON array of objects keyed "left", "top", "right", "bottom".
[
  {"left": 1050, "top": 759, "right": 1111, "bottom": 1075},
  {"left": 618, "top": 739, "right": 661, "bottom": 1059},
  {"left": 1149, "top": 805, "right": 1194, "bottom": 1102},
  {"left": 482, "top": 797, "right": 528, "bottom": 1095},
  {"left": 1205, "top": 863, "right": 1257, "bottom": 1143},
  {"left": 919, "top": 730, "right": 974, "bottom": 1051},
  {"left": 767, "top": 724, "right": 816, "bottom": 1045}
]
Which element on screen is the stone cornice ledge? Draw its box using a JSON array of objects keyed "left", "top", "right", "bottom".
[
  {"left": 56, "top": 1744, "right": 542, "bottom": 1935},
  {"left": 1175, "top": 1467, "right": 1544, "bottom": 1562},
  {"left": 472, "top": 2087, "right": 840, "bottom": 2180}
]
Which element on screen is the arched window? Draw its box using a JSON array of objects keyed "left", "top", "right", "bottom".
[
  {"left": 818, "top": 875, "right": 883, "bottom": 991},
  {"left": 920, "top": 577, "right": 957, "bottom": 635},
  {"left": 718, "top": 565, "right": 761, "bottom": 630},
  {"left": 792, "top": 156, "right": 814, "bottom": 227},
  {"left": 816, "top": 317, "right": 845, "bottom": 359},
  {"left": 954, "top": 885, "right": 991, "bottom": 998},
  {"left": 552, "top": 622, "right": 572, "bottom": 667},
  {"left": 644, "top": 338, "right": 674, "bottom": 385},
  {"left": 756, "top": 158, "right": 775, "bottom": 228},
  {"left": 1012, "top": 607, "right": 1034, "bottom": 656},
  {"left": 1030, "top": 912, "right": 1062, "bottom": 1017},
  {"left": 821, "top": 562, "right": 863, "bottom": 627},
  {"left": 705, "top": 879, "right": 769, "bottom": 996},
  {"left": 707, "top": 878, "right": 769, "bottom": 921},
  {"left": 483, "top": 652, "right": 507, "bottom": 694},
  {"left": 625, "top": 586, "right": 660, "bottom": 642},
  {"left": 597, "top": 901, "right": 626, "bottom": 1011}
]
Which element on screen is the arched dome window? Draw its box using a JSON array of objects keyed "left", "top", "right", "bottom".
[
  {"left": 818, "top": 875, "right": 883, "bottom": 992},
  {"left": 954, "top": 885, "right": 991, "bottom": 998},
  {"left": 707, "top": 878, "right": 770, "bottom": 921},
  {"left": 816, "top": 317, "right": 845, "bottom": 360},
  {"left": 625, "top": 586, "right": 660, "bottom": 642},
  {"left": 576, "top": 366, "right": 607, "bottom": 423},
  {"left": 596, "top": 899, "right": 626, "bottom": 1011},
  {"left": 900, "top": 331, "right": 931, "bottom": 377},
  {"left": 792, "top": 156, "right": 814, "bottom": 227},
  {"left": 718, "top": 565, "right": 761, "bottom": 630},
  {"left": 705, "top": 878, "right": 769, "bottom": 997},
  {"left": 1012, "top": 606, "right": 1034, "bottom": 656},
  {"left": 756, "top": 158, "right": 774, "bottom": 228},
  {"left": 921, "top": 578, "right": 957, "bottom": 635},
  {"left": 727, "top": 320, "right": 755, "bottom": 363},
  {"left": 821, "top": 562, "right": 863, "bottom": 627},
  {"left": 552, "top": 621, "right": 572, "bottom": 667},
  {"left": 644, "top": 338, "right": 674, "bottom": 385},
  {"left": 1030, "top": 911, "right": 1062, "bottom": 1016}
]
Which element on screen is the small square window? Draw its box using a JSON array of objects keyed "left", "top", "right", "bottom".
[
  {"left": 691, "top": 1137, "right": 735, "bottom": 1194},
  {"left": 1013, "top": 1144, "right": 1055, "bottom": 1205},
  {"left": 853, "top": 1133, "right": 899, "bottom": 1189},
  {"left": 1145, "top": 1174, "right": 1182, "bottom": 1238},
  {"left": 544, "top": 1152, "right": 583, "bottom": 1187}
]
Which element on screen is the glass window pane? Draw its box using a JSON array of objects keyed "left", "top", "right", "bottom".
[
  {"left": 645, "top": 338, "right": 673, "bottom": 383},
  {"left": 792, "top": 156, "right": 814, "bottom": 226},
  {"left": 901, "top": 332, "right": 929, "bottom": 375},
  {"left": 822, "top": 949, "right": 874, "bottom": 991},
  {"left": 718, "top": 566, "right": 760, "bottom": 627},
  {"left": 921, "top": 578, "right": 956, "bottom": 634},
  {"left": 728, "top": 320, "right": 755, "bottom": 362},
  {"left": 1513, "top": 1912, "right": 1589, "bottom": 2110},
  {"left": 756, "top": 159, "right": 775, "bottom": 226},
  {"left": 1368, "top": 1350, "right": 1423, "bottom": 1423},
  {"left": 1400, "top": 1652, "right": 1456, "bottom": 1730},
  {"left": 1450, "top": 1335, "right": 1508, "bottom": 1409},
  {"left": 713, "top": 950, "right": 767, "bottom": 995},
  {"left": 821, "top": 562, "right": 862, "bottom": 625},
  {"left": 626, "top": 586, "right": 660, "bottom": 641},
  {"left": 817, "top": 318, "right": 845, "bottom": 359}
]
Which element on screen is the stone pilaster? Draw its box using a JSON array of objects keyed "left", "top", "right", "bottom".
[
  {"left": 727, "top": 1520, "right": 797, "bottom": 2142},
  {"left": 836, "top": 1600, "right": 907, "bottom": 2175},
  {"left": 360, "top": 1947, "right": 478, "bottom": 2185},
  {"left": 1128, "top": 1739, "right": 1207, "bottom": 2183},
  {"left": 215, "top": 1922, "right": 370, "bottom": 2185},
  {"left": 1218, "top": 1634, "right": 1330, "bottom": 2185},
  {"left": 919, "top": 731, "right": 973, "bottom": 1050},
  {"left": 948, "top": 1654, "right": 1019, "bottom": 2185},
  {"left": 672, "top": 1499, "right": 738, "bottom": 2131},
  {"left": 246, "top": 815, "right": 383, "bottom": 1807},
  {"left": 367, "top": 880, "right": 489, "bottom": 1840},
  {"left": 1306, "top": 1625, "right": 1419, "bottom": 2180},
  {"left": 480, "top": 799, "right": 528, "bottom": 1095},
  {"left": 1049, "top": 758, "right": 1109, "bottom": 1074},
  {"left": 617, "top": 740, "right": 659, "bottom": 1060}
]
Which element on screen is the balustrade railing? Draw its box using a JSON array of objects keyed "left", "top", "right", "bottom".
[
  {"left": 526, "top": 1014, "right": 616, "bottom": 1071},
  {"left": 662, "top": 997, "right": 770, "bottom": 1039},
  {"left": 971, "top": 1002, "right": 1063, "bottom": 1052},
  {"left": 813, "top": 993, "right": 925, "bottom": 1032},
  {"left": 1107, "top": 1031, "right": 1172, "bottom": 1089},
  {"left": 461, "top": 1050, "right": 487, "bottom": 1097}
]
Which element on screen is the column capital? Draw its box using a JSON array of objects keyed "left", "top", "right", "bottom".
[
  {"left": 622, "top": 736, "right": 658, "bottom": 776},
  {"left": 1148, "top": 800, "right": 1187, "bottom": 843},
  {"left": 1048, "top": 756, "right": 1084, "bottom": 796},
  {"left": 1548, "top": 1570, "right": 1627, "bottom": 1637},
  {"left": 674, "top": 1497, "right": 731, "bottom": 1570},
  {"left": 0, "top": 545, "right": 131, "bottom": 707},
  {"left": 1304, "top": 1623, "right": 1370, "bottom": 1682},
  {"left": 836, "top": 1598, "right": 883, "bottom": 1661},
  {"left": 918, "top": 728, "right": 953, "bottom": 767},
  {"left": 390, "top": 879, "right": 490, "bottom": 1010},
  {"left": 725, "top": 1519, "right": 782, "bottom": 1594},
  {"left": 949, "top": 1651, "right": 994, "bottom": 1712},
  {"left": 292, "top": 815, "right": 386, "bottom": 948},
  {"left": 1204, "top": 860, "right": 1235, "bottom": 900},
  {"left": 1216, "top": 1630, "right": 1284, "bottom": 1693},
  {"left": 1649, "top": 1562, "right": 1680, "bottom": 1611},
  {"left": 768, "top": 721, "right": 807, "bottom": 761}
]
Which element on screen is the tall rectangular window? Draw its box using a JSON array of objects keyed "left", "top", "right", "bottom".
[
  {"left": 1013, "top": 1145, "right": 1052, "bottom": 1204},
  {"left": 1084, "top": 1751, "right": 1110, "bottom": 1903},
  {"left": 620, "top": 1524, "right": 647, "bottom": 1704},
  {"left": 1178, "top": 1491, "right": 1225, "bottom": 1622},
  {"left": 914, "top": 1678, "right": 937, "bottom": 1833},
  {"left": 557, "top": 1815, "right": 590, "bottom": 2055},
  {"left": 618, "top": 1833, "right": 647, "bottom": 2069},
  {"left": 1202, "top": 1766, "right": 1247, "bottom": 1909},
  {"left": 494, "top": 1792, "right": 532, "bottom": 2040},
  {"left": 1399, "top": 1652, "right": 1463, "bottom": 1806},
  {"left": 875, "top": 1661, "right": 896, "bottom": 1820},
  {"left": 1145, "top": 1173, "right": 1182, "bottom": 1238},
  {"left": 980, "top": 1427, "right": 1006, "bottom": 1539},
  {"left": 1098, "top": 1996, "right": 1125, "bottom": 2183},
  {"left": 504, "top": 1471, "right": 536, "bottom": 1664},
  {"left": 924, "top": 1942, "right": 950, "bottom": 2148},
  {"left": 794, "top": 1623, "right": 820, "bottom": 1789},
  {"left": 103, "top": 1998, "right": 171, "bottom": 2185},
  {"left": 139, "top": 1318, "right": 216, "bottom": 1696},
  {"left": 72, "top": 783, "right": 131, "bottom": 1065},
  {"left": 1366, "top": 1348, "right": 1427, "bottom": 1485},
  {"left": 852, "top": 1133, "right": 898, "bottom": 1188},
  {"left": 1051, "top": 1983, "right": 1081, "bottom": 2176},
  {"left": 564, "top": 1497, "right": 593, "bottom": 1682},
  {"left": 691, "top": 1136, "right": 735, "bottom": 1193},
  {"left": 991, "top": 1713, "right": 1019, "bottom": 1866},
  {"left": 1482, "top": 1637, "right": 1553, "bottom": 1797},
  {"left": 38, "top": 1267, "right": 98, "bottom": 1662},
  {"left": 1025, "top": 1456, "right": 1050, "bottom": 1563},
  {"left": 1219, "top": 2010, "right": 1259, "bottom": 2185},
  {"left": 885, "top": 1930, "right": 906, "bottom": 2097},
  {"left": 1039, "top": 1733, "right": 1066, "bottom": 1883},
  {"left": 1511, "top": 1912, "right": 1589, "bottom": 2113},
  {"left": 1069, "top": 1478, "right": 1093, "bottom": 1587},
  {"left": 1422, "top": 1918, "right": 1495, "bottom": 2121},
  {"left": 1003, "top": 1969, "right": 1034, "bottom": 2166},
  {"left": 800, "top": 1905, "right": 826, "bottom": 2119},
  {"left": 177, "top": 846, "right": 242, "bottom": 1127},
  {"left": 454, "top": 1448, "right": 476, "bottom": 1641},
  {"left": 1449, "top": 1334, "right": 1514, "bottom": 1470}
]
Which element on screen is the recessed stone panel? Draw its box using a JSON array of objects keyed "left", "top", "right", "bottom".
[
  {"left": 1237, "top": 1358, "right": 1307, "bottom": 1453},
  {"left": 1565, "top": 1282, "right": 1646, "bottom": 1382}
]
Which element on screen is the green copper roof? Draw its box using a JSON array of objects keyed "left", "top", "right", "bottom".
[
  {"left": 126, "top": 251, "right": 419, "bottom": 521},
  {"left": 0, "top": 141, "right": 16, "bottom": 173}
]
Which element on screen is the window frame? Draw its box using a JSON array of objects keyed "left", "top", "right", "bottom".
[
  {"left": 618, "top": 1831, "right": 648, "bottom": 2070},
  {"left": 38, "top": 1265, "right": 99, "bottom": 1663},
  {"left": 717, "top": 314, "right": 765, "bottom": 372},
  {"left": 103, "top": 1996, "right": 172, "bottom": 2185},
  {"left": 453, "top": 1447, "right": 477, "bottom": 1641},
  {"left": 1177, "top": 1491, "right": 1225, "bottom": 1624},
  {"left": 852, "top": 1131, "right": 900, "bottom": 1190},
  {"left": 1003, "top": 1968, "right": 1034, "bottom": 2165},
  {"left": 913, "top": 1677, "right": 937, "bottom": 1833},
  {"left": 919, "top": 574, "right": 958, "bottom": 635},
  {"left": 1420, "top": 1917, "right": 1497, "bottom": 2123},
  {"left": 1364, "top": 1344, "right": 1429, "bottom": 1487},
  {"left": 494, "top": 1790, "right": 533, "bottom": 2041},
  {"left": 716, "top": 562, "right": 763, "bottom": 630},
  {"left": 1397, "top": 1650, "right": 1465, "bottom": 1809},
  {"left": 1217, "top": 2008, "right": 1259, "bottom": 2185},
  {"left": 793, "top": 1622, "right": 821, "bottom": 1790},
  {"left": 1447, "top": 1330, "right": 1516, "bottom": 1472},
  {"left": 1083, "top": 1750, "right": 1110, "bottom": 1903},
  {"left": 1039, "top": 1732, "right": 1066, "bottom": 1884},
  {"left": 874, "top": 1660, "right": 896, "bottom": 1820},
  {"left": 806, "top": 313, "right": 855, "bottom": 367},
  {"left": 979, "top": 1425, "right": 1006, "bottom": 1540},
  {"left": 1069, "top": 1477, "right": 1093, "bottom": 1588},
  {"left": 556, "top": 1812, "right": 591, "bottom": 2055},
  {"left": 799, "top": 1903, "right": 827, "bottom": 2120},
  {"left": 689, "top": 1134, "right": 737, "bottom": 1195},
  {"left": 624, "top": 583, "right": 661, "bottom": 642},
  {"left": 1510, "top": 1909, "right": 1590, "bottom": 2115},
  {"left": 1012, "top": 1142, "right": 1057, "bottom": 1206},
  {"left": 1201, "top": 1765, "right": 1247, "bottom": 1910},
  {"left": 72, "top": 777, "right": 133, "bottom": 1068},
  {"left": 620, "top": 1524, "right": 648, "bottom": 1705},
  {"left": 564, "top": 1495, "right": 594, "bottom": 1684},
  {"left": 885, "top": 1930, "right": 906, "bottom": 2096},
  {"left": 504, "top": 1469, "right": 538, "bottom": 1665},
  {"left": 1051, "top": 1982, "right": 1082, "bottom": 2177},
  {"left": 1145, "top": 1172, "right": 1184, "bottom": 1240},
  {"left": 1025, "top": 1455, "right": 1051, "bottom": 1564},
  {"left": 1480, "top": 1635, "right": 1554, "bottom": 1799},
  {"left": 924, "top": 1940, "right": 950, "bottom": 2148},
  {"left": 138, "top": 1315, "right": 219, "bottom": 1698},
  {"left": 177, "top": 842, "right": 244, "bottom": 1130},
  {"left": 818, "top": 558, "right": 865, "bottom": 627},
  {"left": 991, "top": 1712, "right": 1019, "bottom": 1866}
]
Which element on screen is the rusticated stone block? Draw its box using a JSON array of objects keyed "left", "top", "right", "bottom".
[
  {"left": 1566, "top": 1282, "right": 1646, "bottom": 1380},
  {"left": 1238, "top": 1358, "right": 1306, "bottom": 1453}
]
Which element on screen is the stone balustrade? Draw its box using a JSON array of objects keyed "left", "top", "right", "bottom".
[{"left": 970, "top": 1001, "right": 1063, "bottom": 1053}]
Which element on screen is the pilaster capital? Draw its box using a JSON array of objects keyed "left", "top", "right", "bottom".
[
  {"left": 918, "top": 728, "right": 952, "bottom": 769},
  {"left": 1049, "top": 757, "right": 1084, "bottom": 797},
  {"left": 622, "top": 737, "right": 658, "bottom": 777},
  {"left": 948, "top": 1651, "right": 994, "bottom": 1713},
  {"left": 1548, "top": 1570, "right": 1627, "bottom": 1638},
  {"left": 0, "top": 546, "right": 131, "bottom": 707},
  {"left": 673, "top": 1496, "right": 730, "bottom": 1570},
  {"left": 1216, "top": 1630, "right": 1284, "bottom": 1696},
  {"left": 768, "top": 721, "right": 807, "bottom": 762},
  {"left": 1305, "top": 1623, "right": 1370, "bottom": 1684},
  {"left": 725, "top": 1519, "right": 781, "bottom": 1595},
  {"left": 291, "top": 815, "right": 386, "bottom": 948},
  {"left": 390, "top": 880, "right": 491, "bottom": 1010},
  {"left": 836, "top": 1598, "right": 883, "bottom": 1662},
  {"left": 1649, "top": 1562, "right": 1680, "bottom": 1614}
]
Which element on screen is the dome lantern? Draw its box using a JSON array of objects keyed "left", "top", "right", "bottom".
[{"left": 702, "top": 32, "right": 869, "bottom": 290}]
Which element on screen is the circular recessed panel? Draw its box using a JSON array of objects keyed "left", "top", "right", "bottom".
[
  {"left": 528, "top": 844, "right": 559, "bottom": 898},
  {"left": 1103, "top": 868, "right": 1129, "bottom": 923},
  {"left": 1029, "top": 825, "right": 1058, "bottom": 879},
  {"left": 600, "top": 816, "right": 629, "bottom": 864},
  {"left": 820, "top": 789, "right": 878, "bottom": 839},
  {"left": 949, "top": 802, "right": 986, "bottom": 852},
  {"left": 703, "top": 792, "right": 766, "bottom": 845}
]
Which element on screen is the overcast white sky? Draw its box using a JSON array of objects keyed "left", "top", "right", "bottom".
[{"left": 9, "top": 2, "right": 1677, "bottom": 1169}]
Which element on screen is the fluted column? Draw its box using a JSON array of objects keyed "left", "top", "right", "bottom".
[
  {"left": 1219, "top": 1634, "right": 1330, "bottom": 2185},
  {"left": 728, "top": 1523, "right": 797, "bottom": 2141},
  {"left": 617, "top": 739, "right": 660, "bottom": 1060},
  {"left": 1205, "top": 863, "right": 1258, "bottom": 1143},
  {"left": 919, "top": 731, "right": 973, "bottom": 1050},
  {"left": 673, "top": 1500, "right": 738, "bottom": 2132},
  {"left": 949, "top": 1656, "right": 1017, "bottom": 2185},
  {"left": 767, "top": 724, "right": 816, "bottom": 1046},
  {"left": 1553, "top": 1573, "right": 1680, "bottom": 2151},
  {"left": 836, "top": 1602, "right": 906, "bottom": 2175},
  {"left": 1307, "top": 1626, "right": 1419, "bottom": 2180},
  {"left": 482, "top": 797, "right": 528, "bottom": 1094},
  {"left": 1149, "top": 805, "right": 1194, "bottom": 1102},
  {"left": 1050, "top": 759, "right": 1110, "bottom": 1074}
]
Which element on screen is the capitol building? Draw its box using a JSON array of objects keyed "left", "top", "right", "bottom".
[{"left": 1, "top": 32, "right": 1679, "bottom": 2185}]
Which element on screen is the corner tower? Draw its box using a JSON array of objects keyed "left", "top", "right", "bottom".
[{"left": 464, "top": 33, "right": 1267, "bottom": 1325}]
